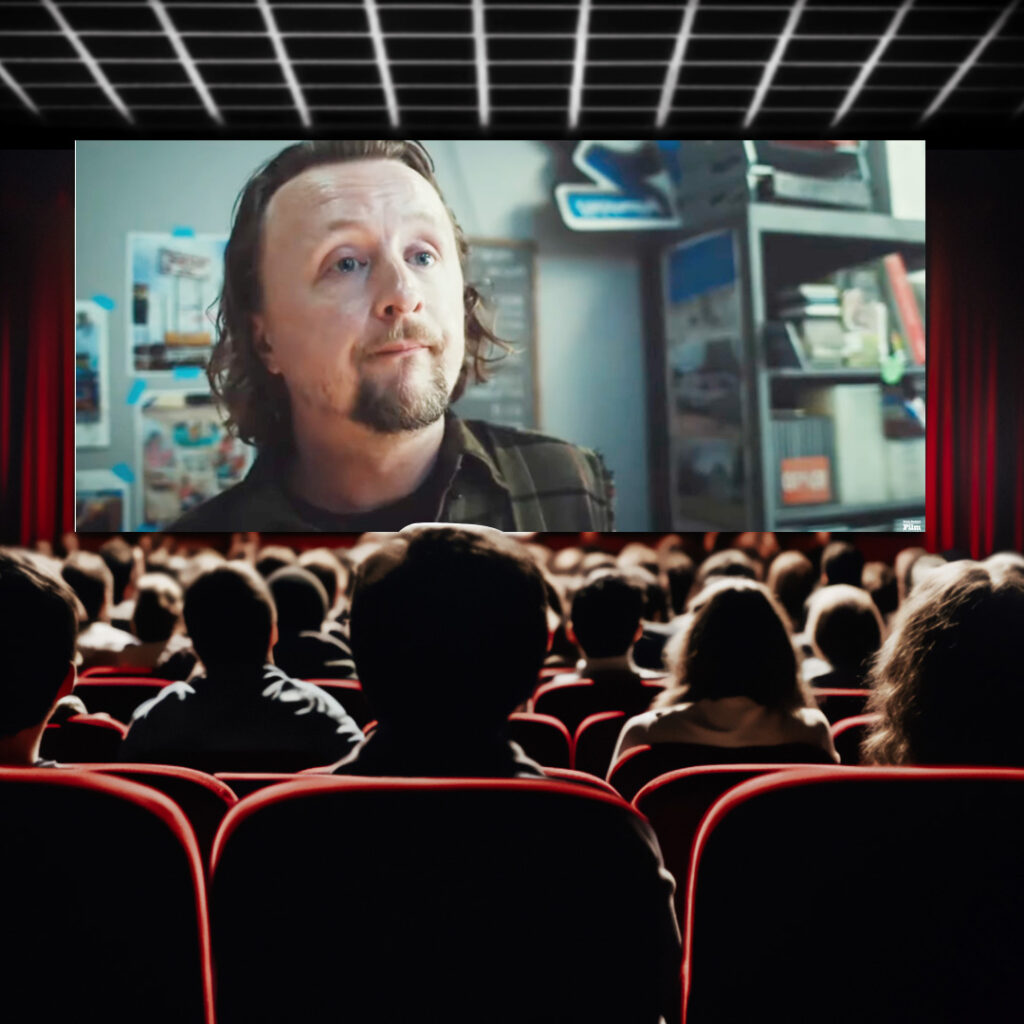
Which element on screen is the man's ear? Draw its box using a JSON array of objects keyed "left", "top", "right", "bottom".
[{"left": 252, "top": 314, "right": 280, "bottom": 375}]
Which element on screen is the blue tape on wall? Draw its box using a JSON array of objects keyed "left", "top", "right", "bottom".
[
  {"left": 171, "top": 226, "right": 196, "bottom": 237},
  {"left": 91, "top": 294, "right": 116, "bottom": 310},
  {"left": 126, "top": 379, "right": 146, "bottom": 405},
  {"left": 172, "top": 365, "right": 203, "bottom": 379},
  {"left": 111, "top": 462, "right": 135, "bottom": 483}
]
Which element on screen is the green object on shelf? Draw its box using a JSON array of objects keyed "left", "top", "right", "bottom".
[{"left": 880, "top": 350, "right": 906, "bottom": 385}]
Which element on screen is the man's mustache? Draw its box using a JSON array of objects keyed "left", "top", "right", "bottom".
[{"left": 361, "top": 323, "right": 441, "bottom": 359}]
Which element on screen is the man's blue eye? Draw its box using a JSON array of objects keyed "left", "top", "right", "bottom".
[
  {"left": 335, "top": 256, "right": 361, "bottom": 273},
  {"left": 412, "top": 251, "right": 436, "bottom": 267}
]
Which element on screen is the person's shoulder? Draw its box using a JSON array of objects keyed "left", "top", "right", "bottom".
[
  {"left": 132, "top": 680, "right": 196, "bottom": 718},
  {"left": 462, "top": 419, "right": 615, "bottom": 529},
  {"left": 465, "top": 419, "right": 605, "bottom": 466}
]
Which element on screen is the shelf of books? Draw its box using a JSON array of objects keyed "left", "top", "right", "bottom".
[{"left": 651, "top": 140, "right": 925, "bottom": 532}]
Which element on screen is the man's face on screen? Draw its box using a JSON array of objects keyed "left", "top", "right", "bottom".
[{"left": 253, "top": 159, "right": 466, "bottom": 435}]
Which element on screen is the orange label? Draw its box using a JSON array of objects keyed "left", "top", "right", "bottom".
[{"left": 780, "top": 456, "right": 832, "bottom": 505}]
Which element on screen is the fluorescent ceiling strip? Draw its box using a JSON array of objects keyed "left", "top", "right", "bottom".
[
  {"left": 568, "top": 0, "right": 592, "bottom": 128},
  {"left": 0, "top": 59, "right": 41, "bottom": 116},
  {"left": 472, "top": 0, "right": 490, "bottom": 126},
  {"left": 919, "top": 0, "right": 1020, "bottom": 122},
  {"left": 148, "top": 0, "right": 222, "bottom": 124},
  {"left": 831, "top": 0, "right": 914, "bottom": 125},
  {"left": 743, "top": 0, "right": 807, "bottom": 128},
  {"left": 363, "top": 0, "right": 400, "bottom": 127},
  {"left": 255, "top": 0, "right": 310, "bottom": 127},
  {"left": 40, "top": 0, "right": 134, "bottom": 123},
  {"left": 656, "top": 0, "right": 700, "bottom": 127}
]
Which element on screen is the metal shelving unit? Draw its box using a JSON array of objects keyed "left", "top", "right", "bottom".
[{"left": 645, "top": 185, "right": 926, "bottom": 532}]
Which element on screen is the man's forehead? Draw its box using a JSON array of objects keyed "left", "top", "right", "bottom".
[{"left": 266, "top": 158, "right": 448, "bottom": 229}]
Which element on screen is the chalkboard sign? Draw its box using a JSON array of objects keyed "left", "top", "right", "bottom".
[{"left": 451, "top": 238, "right": 538, "bottom": 430}]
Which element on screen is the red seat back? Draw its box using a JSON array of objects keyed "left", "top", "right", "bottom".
[
  {"left": 507, "top": 712, "right": 572, "bottom": 768},
  {"left": 532, "top": 678, "right": 665, "bottom": 735},
  {"left": 83, "top": 763, "right": 237, "bottom": 867},
  {"left": 72, "top": 678, "right": 170, "bottom": 722},
  {"left": 40, "top": 712, "right": 127, "bottom": 761},
  {"left": 683, "top": 767, "right": 1024, "bottom": 1024},
  {"left": 634, "top": 763, "right": 848, "bottom": 923},
  {"left": 812, "top": 687, "right": 871, "bottom": 723},
  {"left": 574, "top": 710, "right": 629, "bottom": 777},
  {"left": 830, "top": 712, "right": 882, "bottom": 765},
  {"left": 211, "top": 777, "right": 679, "bottom": 1023},
  {"left": 609, "top": 742, "right": 836, "bottom": 802},
  {"left": 0, "top": 767, "right": 213, "bottom": 1023}
]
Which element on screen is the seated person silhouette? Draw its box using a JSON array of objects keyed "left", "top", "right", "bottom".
[
  {"left": 119, "top": 561, "right": 363, "bottom": 771},
  {"left": 61, "top": 550, "right": 140, "bottom": 669},
  {"left": 557, "top": 570, "right": 666, "bottom": 689},
  {"left": 324, "top": 526, "right": 550, "bottom": 777},
  {"left": 267, "top": 565, "right": 355, "bottom": 679},
  {"left": 0, "top": 549, "right": 79, "bottom": 766},
  {"left": 804, "top": 583, "right": 884, "bottom": 689},
  {"left": 612, "top": 576, "right": 839, "bottom": 769},
  {"left": 115, "top": 572, "right": 197, "bottom": 678},
  {"left": 863, "top": 556, "right": 1024, "bottom": 766}
]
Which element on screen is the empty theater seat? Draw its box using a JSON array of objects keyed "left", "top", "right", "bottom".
[
  {"left": 40, "top": 712, "right": 127, "bottom": 762},
  {"left": 211, "top": 777, "right": 680, "bottom": 1023},
  {"left": 72, "top": 678, "right": 170, "bottom": 722},
  {"left": 608, "top": 742, "right": 836, "bottom": 802},
  {"left": 632, "top": 763, "right": 848, "bottom": 922},
  {"left": 0, "top": 767, "right": 213, "bottom": 1024},
  {"left": 507, "top": 712, "right": 573, "bottom": 768},
  {"left": 532, "top": 678, "right": 666, "bottom": 735},
  {"left": 682, "top": 767, "right": 1024, "bottom": 1024}
]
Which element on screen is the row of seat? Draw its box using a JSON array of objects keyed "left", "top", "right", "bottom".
[{"left": 6, "top": 764, "right": 1023, "bottom": 1023}]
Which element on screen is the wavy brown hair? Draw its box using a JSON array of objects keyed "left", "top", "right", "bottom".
[
  {"left": 862, "top": 560, "right": 1024, "bottom": 766},
  {"left": 207, "top": 140, "right": 511, "bottom": 448},
  {"left": 652, "top": 577, "right": 814, "bottom": 713}
]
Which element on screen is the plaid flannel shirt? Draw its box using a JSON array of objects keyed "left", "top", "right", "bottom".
[{"left": 169, "top": 415, "right": 614, "bottom": 532}]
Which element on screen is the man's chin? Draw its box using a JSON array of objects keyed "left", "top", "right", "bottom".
[{"left": 350, "top": 381, "right": 450, "bottom": 435}]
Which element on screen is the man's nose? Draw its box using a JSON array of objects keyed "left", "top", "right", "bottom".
[{"left": 373, "top": 255, "right": 423, "bottom": 320}]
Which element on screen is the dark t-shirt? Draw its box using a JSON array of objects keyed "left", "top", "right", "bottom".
[{"left": 283, "top": 424, "right": 460, "bottom": 531}]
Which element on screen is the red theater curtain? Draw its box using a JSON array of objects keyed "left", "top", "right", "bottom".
[
  {"left": 0, "top": 152, "right": 75, "bottom": 546},
  {"left": 928, "top": 152, "right": 1024, "bottom": 558}
]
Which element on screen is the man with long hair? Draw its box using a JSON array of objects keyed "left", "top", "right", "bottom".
[{"left": 171, "top": 141, "right": 613, "bottom": 531}]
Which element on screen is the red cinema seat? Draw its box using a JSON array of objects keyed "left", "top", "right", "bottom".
[
  {"left": 72, "top": 678, "right": 170, "bottom": 723},
  {"left": 0, "top": 767, "right": 213, "bottom": 1024},
  {"left": 80, "top": 664, "right": 157, "bottom": 678},
  {"left": 211, "top": 777, "right": 681, "bottom": 1023},
  {"left": 812, "top": 687, "right": 871, "bottom": 724},
  {"left": 574, "top": 710, "right": 629, "bottom": 777},
  {"left": 507, "top": 712, "right": 573, "bottom": 768},
  {"left": 633, "top": 764, "right": 848, "bottom": 923},
  {"left": 830, "top": 712, "right": 882, "bottom": 765},
  {"left": 532, "top": 678, "right": 666, "bottom": 735},
  {"left": 82, "top": 763, "right": 237, "bottom": 866},
  {"left": 305, "top": 679, "right": 371, "bottom": 728},
  {"left": 541, "top": 766, "right": 622, "bottom": 798},
  {"left": 40, "top": 712, "right": 127, "bottom": 762},
  {"left": 608, "top": 742, "right": 836, "bottom": 802},
  {"left": 215, "top": 773, "right": 304, "bottom": 799},
  {"left": 682, "top": 767, "right": 1024, "bottom": 1024}
]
